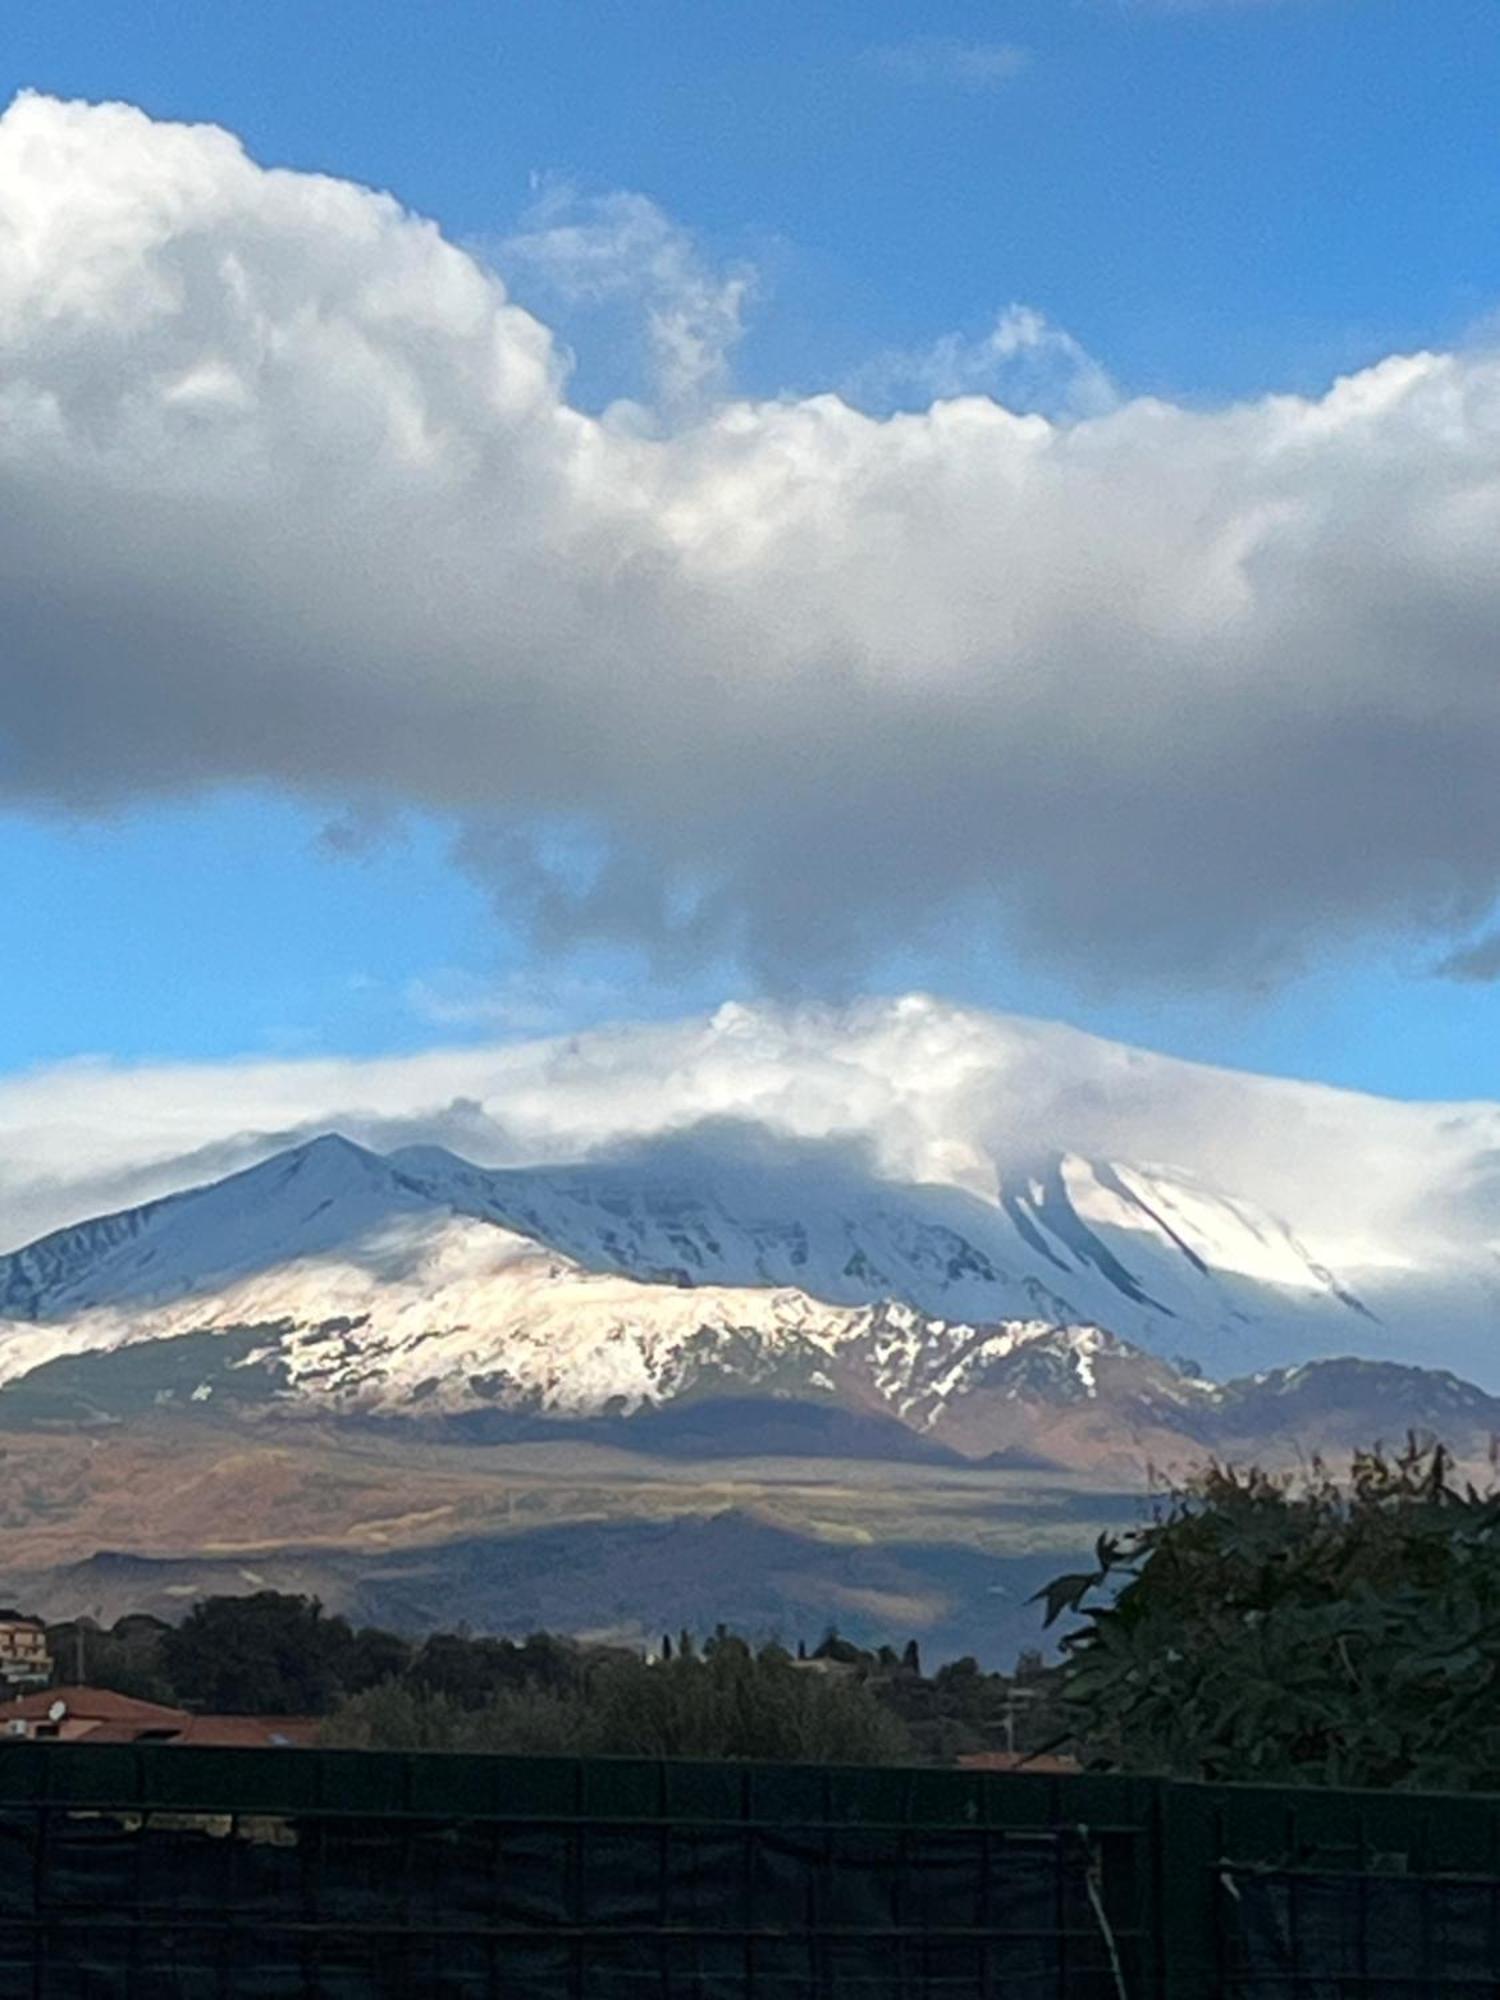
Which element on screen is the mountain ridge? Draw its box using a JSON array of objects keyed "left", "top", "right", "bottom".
[
  {"left": 2, "top": 1132, "right": 1498, "bottom": 1475},
  {"left": 0, "top": 1127, "right": 1385, "bottom": 1372}
]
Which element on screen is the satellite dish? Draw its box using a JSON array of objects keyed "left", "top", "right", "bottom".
[{"left": 47, "top": 1700, "right": 66, "bottom": 1723}]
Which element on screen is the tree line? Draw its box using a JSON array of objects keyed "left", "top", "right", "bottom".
[{"left": 36, "top": 1595, "right": 1063, "bottom": 1765}]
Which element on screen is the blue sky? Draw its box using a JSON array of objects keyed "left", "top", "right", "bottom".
[
  {"left": 6, "top": 0, "right": 1500, "bottom": 1102},
  {"left": 11, "top": 0, "right": 1493, "bottom": 409}
]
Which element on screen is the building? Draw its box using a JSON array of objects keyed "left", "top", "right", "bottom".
[
  {"left": 0, "top": 1611, "right": 50, "bottom": 1693},
  {"left": 0, "top": 1686, "right": 318, "bottom": 1747}
]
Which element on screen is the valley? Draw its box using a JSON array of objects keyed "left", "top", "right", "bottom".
[{"left": 0, "top": 1411, "right": 1143, "bottom": 1662}]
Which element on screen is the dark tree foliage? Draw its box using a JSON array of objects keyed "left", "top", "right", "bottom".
[
  {"left": 340, "top": 1622, "right": 414, "bottom": 1697},
  {"left": 406, "top": 1630, "right": 585, "bottom": 1707},
  {"left": 1041, "top": 1437, "right": 1500, "bottom": 1790},
  {"left": 812, "top": 1628, "right": 864, "bottom": 1666},
  {"left": 41, "top": 1590, "right": 1064, "bottom": 1760},
  {"left": 46, "top": 1614, "right": 175, "bottom": 1705},
  {"left": 876, "top": 1643, "right": 1065, "bottom": 1763},
  {"left": 160, "top": 1593, "right": 411, "bottom": 1714},
  {"left": 325, "top": 1639, "right": 914, "bottom": 1763}
]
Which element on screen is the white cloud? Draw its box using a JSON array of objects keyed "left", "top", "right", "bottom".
[
  {"left": 5, "top": 94, "right": 1500, "bottom": 992},
  {"left": 849, "top": 306, "right": 1119, "bottom": 421},
  {"left": 3, "top": 996, "right": 1498, "bottom": 1271},
  {"left": 498, "top": 184, "right": 753, "bottom": 415},
  {"left": 866, "top": 39, "right": 1031, "bottom": 90}
]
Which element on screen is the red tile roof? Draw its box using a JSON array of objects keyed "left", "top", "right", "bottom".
[
  {"left": 0, "top": 1686, "right": 189, "bottom": 1727},
  {"left": 957, "top": 1751, "right": 1081, "bottom": 1774},
  {"left": 0, "top": 1687, "right": 316, "bottom": 1746},
  {"left": 174, "top": 1715, "right": 319, "bottom": 1748}
]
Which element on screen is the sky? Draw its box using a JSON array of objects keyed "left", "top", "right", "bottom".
[{"left": 5, "top": 0, "right": 1500, "bottom": 1133}]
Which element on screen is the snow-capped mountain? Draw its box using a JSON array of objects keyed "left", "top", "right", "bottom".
[
  {"left": 12, "top": 995, "right": 1500, "bottom": 1393},
  {"left": 1, "top": 1125, "right": 1376, "bottom": 1380},
  {"left": 0, "top": 1133, "right": 1125, "bottom": 1429},
  {"left": 385, "top": 1139, "right": 1377, "bottom": 1362},
  {"left": 2, "top": 1126, "right": 1497, "bottom": 1471}
]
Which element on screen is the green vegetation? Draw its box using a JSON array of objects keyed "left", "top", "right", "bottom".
[
  {"left": 36, "top": 1594, "right": 1063, "bottom": 1763},
  {"left": 44, "top": 1611, "right": 177, "bottom": 1706},
  {"left": 162, "top": 1593, "right": 408, "bottom": 1714},
  {"left": 323, "top": 1638, "right": 912, "bottom": 1764},
  {"left": 1044, "top": 1437, "right": 1500, "bottom": 1790}
]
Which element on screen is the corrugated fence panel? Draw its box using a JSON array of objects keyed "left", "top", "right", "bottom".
[
  {"left": 0, "top": 1747, "right": 1158, "bottom": 1999},
  {"left": 1207, "top": 1780, "right": 1500, "bottom": 1999},
  {"left": 5, "top": 1747, "right": 1500, "bottom": 1996}
]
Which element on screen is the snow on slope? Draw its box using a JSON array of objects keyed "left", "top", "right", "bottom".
[
  {"left": 0, "top": 1109, "right": 1406, "bottom": 1427},
  {"left": 0, "top": 1138, "right": 1134, "bottom": 1426},
  {"left": 11, "top": 992, "right": 1500, "bottom": 1405},
  {"left": 11, "top": 992, "right": 1500, "bottom": 1350},
  {"left": 384, "top": 1139, "right": 1376, "bottom": 1374},
  {"left": 0, "top": 1136, "right": 432, "bottom": 1319},
  {"left": 11, "top": 1117, "right": 1500, "bottom": 1472},
  {"left": 0, "top": 992, "right": 1467, "bottom": 1262}
]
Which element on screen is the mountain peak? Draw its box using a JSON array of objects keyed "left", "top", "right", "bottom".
[
  {"left": 3, "top": 1129, "right": 1500, "bottom": 1468},
  {"left": 292, "top": 1131, "right": 368, "bottom": 1158},
  {"left": 0, "top": 1130, "right": 435, "bottom": 1323},
  {"left": 0, "top": 1117, "right": 1411, "bottom": 1380},
  {"left": 270, "top": 1131, "right": 387, "bottom": 1173}
]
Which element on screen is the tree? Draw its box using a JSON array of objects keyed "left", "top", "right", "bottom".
[
  {"left": 322, "top": 1682, "right": 470, "bottom": 1751},
  {"left": 1040, "top": 1438, "right": 1500, "bottom": 1790},
  {"left": 161, "top": 1593, "right": 355, "bottom": 1713},
  {"left": 812, "top": 1627, "right": 863, "bottom": 1666},
  {"left": 341, "top": 1624, "right": 413, "bottom": 1694},
  {"left": 46, "top": 1614, "right": 175, "bottom": 1705},
  {"left": 407, "top": 1630, "right": 584, "bottom": 1707},
  {"left": 323, "top": 1640, "right": 914, "bottom": 1763}
]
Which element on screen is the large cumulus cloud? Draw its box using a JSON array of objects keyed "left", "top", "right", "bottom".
[{"left": 6, "top": 92, "right": 1500, "bottom": 983}]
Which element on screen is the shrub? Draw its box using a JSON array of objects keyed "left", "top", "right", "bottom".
[
  {"left": 1041, "top": 1438, "right": 1500, "bottom": 1789},
  {"left": 322, "top": 1642, "right": 913, "bottom": 1763}
]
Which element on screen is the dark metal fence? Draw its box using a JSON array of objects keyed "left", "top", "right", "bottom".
[
  {"left": 3, "top": 1744, "right": 1500, "bottom": 1996},
  {"left": 1170, "top": 1780, "right": 1500, "bottom": 1997}
]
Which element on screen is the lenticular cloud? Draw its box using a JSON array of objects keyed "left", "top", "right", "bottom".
[{"left": 5, "top": 90, "right": 1500, "bottom": 984}]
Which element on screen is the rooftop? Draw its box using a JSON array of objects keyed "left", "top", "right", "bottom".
[
  {"left": 956, "top": 1751, "right": 1081, "bottom": 1775},
  {"left": 0, "top": 1687, "right": 317, "bottom": 1748},
  {"left": 0, "top": 1686, "right": 185, "bottom": 1726}
]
